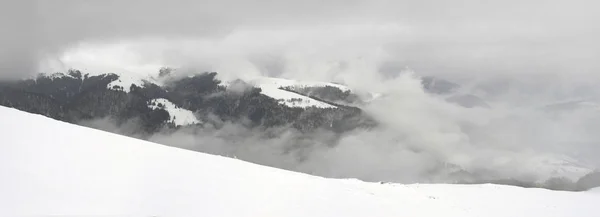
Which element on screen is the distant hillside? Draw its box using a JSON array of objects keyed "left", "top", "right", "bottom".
[{"left": 0, "top": 70, "right": 375, "bottom": 136}]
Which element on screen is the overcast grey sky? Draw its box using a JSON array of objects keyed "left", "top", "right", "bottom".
[{"left": 1, "top": 0, "right": 599, "bottom": 82}]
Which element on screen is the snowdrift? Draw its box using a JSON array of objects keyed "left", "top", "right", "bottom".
[{"left": 0, "top": 106, "right": 598, "bottom": 217}]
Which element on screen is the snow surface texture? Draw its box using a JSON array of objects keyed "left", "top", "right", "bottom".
[
  {"left": 149, "top": 98, "right": 200, "bottom": 126},
  {"left": 248, "top": 77, "right": 341, "bottom": 108},
  {"left": 1, "top": 106, "right": 599, "bottom": 217}
]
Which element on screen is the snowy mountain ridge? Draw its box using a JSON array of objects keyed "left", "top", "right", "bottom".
[
  {"left": 4, "top": 70, "right": 373, "bottom": 135},
  {"left": 45, "top": 70, "right": 354, "bottom": 109}
]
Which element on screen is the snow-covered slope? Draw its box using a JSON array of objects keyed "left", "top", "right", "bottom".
[
  {"left": 149, "top": 98, "right": 200, "bottom": 126},
  {"left": 258, "top": 87, "right": 337, "bottom": 108},
  {"left": 251, "top": 77, "right": 351, "bottom": 92},
  {"left": 248, "top": 77, "right": 345, "bottom": 108},
  {"left": 1, "top": 106, "right": 599, "bottom": 217}
]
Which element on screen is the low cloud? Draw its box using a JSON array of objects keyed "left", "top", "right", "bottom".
[{"left": 76, "top": 72, "right": 600, "bottom": 191}]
